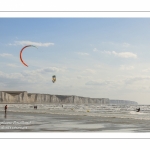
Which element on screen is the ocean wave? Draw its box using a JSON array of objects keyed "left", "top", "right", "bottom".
[{"left": 1, "top": 104, "right": 150, "bottom": 120}]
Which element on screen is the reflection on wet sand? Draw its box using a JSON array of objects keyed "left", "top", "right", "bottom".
[{"left": 4, "top": 112, "right": 7, "bottom": 119}]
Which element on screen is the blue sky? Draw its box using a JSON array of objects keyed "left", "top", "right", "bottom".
[{"left": 1, "top": 18, "right": 150, "bottom": 104}]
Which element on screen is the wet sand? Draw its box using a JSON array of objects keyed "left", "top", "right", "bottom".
[{"left": 1, "top": 111, "right": 150, "bottom": 132}]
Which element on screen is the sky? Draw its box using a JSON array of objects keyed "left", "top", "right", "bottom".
[{"left": 1, "top": 18, "right": 150, "bottom": 104}]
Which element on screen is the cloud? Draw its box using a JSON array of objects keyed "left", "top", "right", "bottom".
[
  {"left": 0, "top": 71, "right": 23, "bottom": 79},
  {"left": 7, "top": 64, "right": 21, "bottom": 68},
  {"left": 101, "top": 50, "right": 112, "bottom": 55},
  {"left": 125, "top": 76, "right": 150, "bottom": 84},
  {"left": 120, "top": 65, "right": 135, "bottom": 70},
  {"left": 77, "top": 76, "right": 82, "bottom": 79},
  {"left": 0, "top": 53, "right": 13, "bottom": 57},
  {"left": 9, "top": 41, "right": 54, "bottom": 47},
  {"left": 0, "top": 71, "right": 27, "bottom": 88},
  {"left": 93, "top": 48, "right": 98, "bottom": 52},
  {"left": 101, "top": 50, "right": 137, "bottom": 58},
  {"left": 36, "top": 67, "right": 65, "bottom": 73},
  {"left": 0, "top": 67, "right": 58, "bottom": 88},
  {"left": 77, "top": 52, "right": 89, "bottom": 56},
  {"left": 0, "top": 67, "right": 64, "bottom": 85},
  {"left": 85, "top": 69, "right": 96, "bottom": 74},
  {"left": 122, "top": 42, "right": 130, "bottom": 47},
  {"left": 112, "top": 51, "right": 137, "bottom": 58},
  {"left": 9, "top": 43, "right": 16, "bottom": 46},
  {"left": 22, "top": 67, "right": 65, "bottom": 78},
  {"left": 85, "top": 80, "right": 111, "bottom": 86},
  {"left": 142, "top": 68, "right": 150, "bottom": 72}
]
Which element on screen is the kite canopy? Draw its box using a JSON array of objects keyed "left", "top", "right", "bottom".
[
  {"left": 52, "top": 75, "right": 56, "bottom": 83},
  {"left": 20, "top": 45, "right": 37, "bottom": 67}
]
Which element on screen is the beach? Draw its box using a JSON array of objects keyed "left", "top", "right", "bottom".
[{"left": 1, "top": 104, "right": 150, "bottom": 132}]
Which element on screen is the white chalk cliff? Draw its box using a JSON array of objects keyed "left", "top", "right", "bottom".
[
  {"left": 0, "top": 91, "right": 109, "bottom": 104},
  {"left": 0, "top": 91, "right": 138, "bottom": 105}
]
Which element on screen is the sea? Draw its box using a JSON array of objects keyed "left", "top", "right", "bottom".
[{"left": 0, "top": 103, "right": 150, "bottom": 132}]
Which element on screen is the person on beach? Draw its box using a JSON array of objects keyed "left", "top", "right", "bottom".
[{"left": 4, "top": 105, "right": 7, "bottom": 113}]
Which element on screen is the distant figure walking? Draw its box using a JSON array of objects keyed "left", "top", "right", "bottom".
[
  {"left": 136, "top": 107, "right": 140, "bottom": 112},
  {"left": 4, "top": 105, "right": 7, "bottom": 113}
]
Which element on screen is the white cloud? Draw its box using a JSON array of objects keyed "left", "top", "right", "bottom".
[
  {"left": 36, "top": 67, "right": 65, "bottom": 73},
  {"left": 125, "top": 76, "right": 150, "bottom": 84},
  {"left": 77, "top": 75, "right": 82, "bottom": 79},
  {"left": 0, "top": 71, "right": 23, "bottom": 79},
  {"left": 112, "top": 51, "right": 137, "bottom": 58},
  {"left": 0, "top": 53, "right": 13, "bottom": 57},
  {"left": 22, "top": 67, "right": 65, "bottom": 78},
  {"left": 142, "top": 68, "right": 150, "bottom": 72},
  {"left": 93, "top": 48, "right": 98, "bottom": 52},
  {"left": 77, "top": 52, "right": 89, "bottom": 56},
  {"left": 122, "top": 42, "right": 130, "bottom": 47},
  {"left": 7, "top": 64, "right": 21, "bottom": 68},
  {"left": 0, "top": 71, "right": 26, "bottom": 88},
  {"left": 101, "top": 50, "right": 112, "bottom": 55},
  {"left": 0, "top": 67, "right": 61, "bottom": 88},
  {"left": 0, "top": 67, "right": 64, "bottom": 84},
  {"left": 9, "top": 41, "right": 54, "bottom": 47},
  {"left": 101, "top": 50, "right": 137, "bottom": 58},
  {"left": 85, "top": 80, "right": 111, "bottom": 86},
  {"left": 9, "top": 43, "right": 19, "bottom": 46},
  {"left": 120, "top": 65, "right": 135, "bottom": 70},
  {"left": 84, "top": 69, "right": 96, "bottom": 74}
]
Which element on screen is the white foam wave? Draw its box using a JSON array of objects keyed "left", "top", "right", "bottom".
[{"left": 1, "top": 104, "right": 150, "bottom": 120}]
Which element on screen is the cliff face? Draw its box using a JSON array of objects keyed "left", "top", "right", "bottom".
[
  {"left": 0, "top": 91, "right": 28, "bottom": 103},
  {"left": 0, "top": 91, "right": 109, "bottom": 104},
  {"left": 109, "top": 100, "right": 138, "bottom": 105},
  {"left": 0, "top": 91, "right": 138, "bottom": 105}
]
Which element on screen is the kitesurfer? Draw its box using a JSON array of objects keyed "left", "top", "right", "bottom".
[
  {"left": 4, "top": 105, "right": 7, "bottom": 113},
  {"left": 136, "top": 107, "right": 140, "bottom": 112}
]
